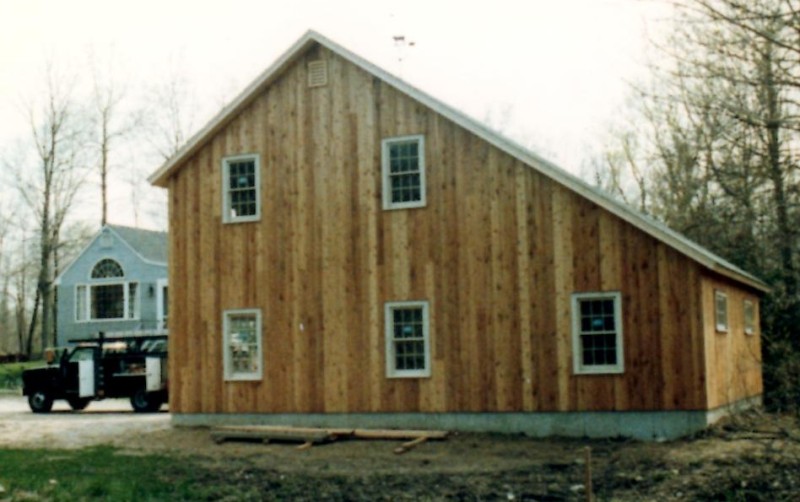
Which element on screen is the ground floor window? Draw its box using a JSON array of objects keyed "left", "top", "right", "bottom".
[
  {"left": 223, "top": 309, "right": 263, "bottom": 381},
  {"left": 385, "top": 301, "right": 431, "bottom": 378},
  {"left": 571, "top": 292, "right": 624, "bottom": 375},
  {"left": 75, "top": 282, "right": 138, "bottom": 321}
]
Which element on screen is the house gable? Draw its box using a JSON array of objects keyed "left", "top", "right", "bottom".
[
  {"left": 55, "top": 226, "right": 168, "bottom": 346},
  {"left": 149, "top": 30, "right": 767, "bottom": 294}
]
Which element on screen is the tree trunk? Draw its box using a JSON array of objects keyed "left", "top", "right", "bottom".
[
  {"left": 762, "top": 39, "right": 797, "bottom": 297},
  {"left": 101, "top": 118, "right": 108, "bottom": 226}
]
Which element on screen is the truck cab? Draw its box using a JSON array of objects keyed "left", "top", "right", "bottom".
[{"left": 22, "top": 334, "right": 168, "bottom": 413}]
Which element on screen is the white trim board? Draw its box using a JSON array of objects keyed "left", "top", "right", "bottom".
[{"left": 147, "top": 30, "right": 769, "bottom": 293}]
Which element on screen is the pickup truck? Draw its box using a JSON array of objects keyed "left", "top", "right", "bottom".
[{"left": 22, "top": 333, "right": 168, "bottom": 413}]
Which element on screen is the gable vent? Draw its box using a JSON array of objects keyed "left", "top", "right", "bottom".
[{"left": 307, "top": 60, "right": 328, "bottom": 87}]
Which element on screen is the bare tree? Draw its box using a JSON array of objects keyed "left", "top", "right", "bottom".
[
  {"left": 144, "top": 64, "right": 197, "bottom": 161},
  {"left": 595, "top": 0, "right": 800, "bottom": 409},
  {"left": 13, "top": 62, "right": 89, "bottom": 351},
  {"left": 0, "top": 204, "right": 12, "bottom": 354},
  {"left": 88, "top": 49, "right": 141, "bottom": 227}
]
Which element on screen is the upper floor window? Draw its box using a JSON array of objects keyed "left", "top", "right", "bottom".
[
  {"left": 222, "top": 154, "right": 261, "bottom": 223},
  {"left": 571, "top": 292, "right": 624, "bottom": 375},
  {"left": 382, "top": 135, "right": 426, "bottom": 210},
  {"left": 715, "top": 290, "right": 728, "bottom": 332},
  {"left": 91, "top": 259, "right": 124, "bottom": 279}
]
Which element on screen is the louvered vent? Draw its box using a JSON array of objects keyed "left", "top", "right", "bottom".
[{"left": 307, "top": 60, "right": 328, "bottom": 87}]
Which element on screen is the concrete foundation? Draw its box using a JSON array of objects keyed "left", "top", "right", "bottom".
[{"left": 172, "top": 395, "right": 761, "bottom": 441}]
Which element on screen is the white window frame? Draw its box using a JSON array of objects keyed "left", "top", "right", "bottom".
[
  {"left": 75, "top": 284, "right": 87, "bottom": 322},
  {"left": 381, "top": 135, "right": 427, "bottom": 210},
  {"left": 222, "top": 153, "right": 261, "bottom": 224},
  {"left": 743, "top": 299, "right": 755, "bottom": 336},
  {"left": 715, "top": 290, "right": 729, "bottom": 333},
  {"left": 571, "top": 292, "right": 625, "bottom": 375},
  {"left": 384, "top": 300, "right": 431, "bottom": 378},
  {"left": 74, "top": 282, "right": 140, "bottom": 322},
  {"left": 223, "top": 309, "right": 263, "bottom": 381},
  {"left": 156, "top": 278, "right": 169, "bottom": 331}
]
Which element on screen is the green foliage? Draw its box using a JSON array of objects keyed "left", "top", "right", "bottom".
[
  {"left": 594, "top": 0, "right": 800, "bottom": 412},
  {"left": 0, "top": 446, "right": 227, "bottom": 501},
  {"left": 0, "top": 361, "right": 40, "bottom": 391}
]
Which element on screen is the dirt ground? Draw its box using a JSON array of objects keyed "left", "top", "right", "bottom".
[{"left": 1, "top": 395, "right": 799, "bottom": 500}]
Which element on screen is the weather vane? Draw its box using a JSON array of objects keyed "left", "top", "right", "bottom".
[{"left": 393, "top": 35, "right": 415, "bottom": 77}]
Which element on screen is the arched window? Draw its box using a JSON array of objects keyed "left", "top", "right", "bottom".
[
  {"left": 91, "top": 259, "right": 124, "bottom": 279},
  {"left": 76, "top": 258, "right": 137, "bottom": 322}
]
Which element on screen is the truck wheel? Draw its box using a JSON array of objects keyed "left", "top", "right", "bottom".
[
  {"left": 130, "top": 389, "right": 162, "bottom": 413},
  {"left": 28, "top": 391, "right": 54, "bottom": 413},
  {"left": 67, "top": 397, "right": 91, "bottom": 411}
]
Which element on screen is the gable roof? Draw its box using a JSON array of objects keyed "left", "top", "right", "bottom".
[
  {"left": 148, "top": 30, "right": 768, "bottom": 293},
  {"left": 54, "top": 225, "right": 167, "bottom": 286},
  {"left": 106, "top": 225, "right": 168, "bottom": 265}
]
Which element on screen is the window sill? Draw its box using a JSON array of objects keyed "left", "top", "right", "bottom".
[
  {"left": 224, "top": 374, "right": 263, "bottom": 382},
  {"left": 573, "top": 367, "right": 624, "bottom": 376},
  {"left": 222, "top": 216, "right": 261, "bottom": 225},
  {"left": 386, "top": 371, "right": 431, "bottom": 379},
  {"left": 76, "top": 318, "right": 141, "bottom": 324},
  {"left": 382, "top": 201, "right": 427, "bottom": 211}
]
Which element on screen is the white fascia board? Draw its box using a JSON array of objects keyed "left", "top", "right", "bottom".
[
  {"left": 53, "top": 230, "right": 103, "bottom": 286},
  {"left": 148, "top": 30, "right": 318, "bottom": 187}
]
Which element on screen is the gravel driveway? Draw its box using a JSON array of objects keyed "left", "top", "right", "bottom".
[{"left": 0, "top": 395, "right": 171, "bottom": 449}]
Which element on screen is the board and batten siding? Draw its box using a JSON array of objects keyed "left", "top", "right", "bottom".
[
  {"left": 166, "top": 43, "right": 760, "bottom": 415},
  {"left": 701, "top": 275, "right": 763, "bottom": 409}
]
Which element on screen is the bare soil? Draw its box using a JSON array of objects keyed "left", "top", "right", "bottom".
[{"left": 1, "top": 396, "right": 798, "bottom": 500}]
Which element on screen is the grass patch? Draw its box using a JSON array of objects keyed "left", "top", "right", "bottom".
[
  {"left": 0, "top": 447, "right": 227, "bottom": 501},
  {"left": 0, "top": 361, "right": 42, "bottom": 391}
]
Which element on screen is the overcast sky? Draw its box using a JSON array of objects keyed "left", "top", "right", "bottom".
[{"left": 0, "top": 0, "right": 671, "bottom": 229}]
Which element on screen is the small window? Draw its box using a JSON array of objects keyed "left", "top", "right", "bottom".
[
  {"left": 571, "top": 292, "right": 624, "bottom": 375},
  {"left": 75, "top": 285, "right": 87, "bottom": 322},
  {"left": 222, "top": 154, "right": 261, "bottom": 223},
  {"left": 91, "top": 259, "right": 124, "bottom": 279},
  {"left": 743, "top": 299, "right": 756, "bottom": 335},
  {"left": 385, "top": 301, "right": 431, "bottom": 378},
  {"left": 127, "top": 283, "right": 138, "bottom": 319},
  {"left": 69, "top": 347, "right": 96, "bottom": 363},
  {"left": 382, "top": 135, "right": 426, "bottom": 210},
  {"left": 223, "top": 309, "right": 263, "bottom": 381},
  {"left": 715, "top": 290, "right": 728, "bottom": 332}
]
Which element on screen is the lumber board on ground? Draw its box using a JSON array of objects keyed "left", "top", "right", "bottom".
[
  {"left": 351, "top": 429, "right": 448, "bottom": 440},
  {"left": 211, "top": 429, "right": 333, "bottom": 445},
  {"left": 211, "top": 426, "right": 448, "bottom": 446}
]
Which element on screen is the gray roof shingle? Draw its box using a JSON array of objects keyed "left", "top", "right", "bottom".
[{"left": 108, "top": 225, "right": 168, "bottom": 264}]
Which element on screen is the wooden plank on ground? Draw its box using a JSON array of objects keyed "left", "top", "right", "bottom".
[
  {"left": 393, "top": 436, "right": 428, "bottom": 454},
  {"left": 351, "top": 429, "right": 448, "bottom": 440},
  {"left": 211, "top": 428, "right": 334, "bottom": 445},
  {"left": 210, "top": 426, "right": 449, "bottom": 451}
]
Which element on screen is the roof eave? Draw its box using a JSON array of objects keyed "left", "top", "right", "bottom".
[{"left": 148, "top": 30, "right": 321, "bottom": 187}]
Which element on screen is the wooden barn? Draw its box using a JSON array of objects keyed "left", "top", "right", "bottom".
[{"left": 149, "top": 31, "right": 767, "bottom": 439}]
